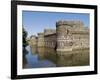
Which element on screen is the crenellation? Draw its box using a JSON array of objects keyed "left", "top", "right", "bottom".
[
  {"left": 44, "top": 29, "right": 56, "bottom": 36},
  {"left": 56, "top": 20, "right": 84, "bottom": 28}
]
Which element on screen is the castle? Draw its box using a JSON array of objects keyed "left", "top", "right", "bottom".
[{"left": 29, "top": 20, "right": 89, "bottom": 52}]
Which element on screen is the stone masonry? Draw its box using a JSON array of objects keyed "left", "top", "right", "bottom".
[
  {"left": 56, "top": 20, "right": 89, "bottom": 51},
  {"left": 29, "top": 20, "right": 89, "bottom": 52}
]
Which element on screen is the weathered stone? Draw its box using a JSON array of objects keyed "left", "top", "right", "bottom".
[
  {"left": 29, "top": 20, "right": 89, "bottom": 52},
  {"left": 44, "top": 29, "right": 56, "bottom": 36},
  {"left": 37, "top": 33, "right": 45, "bottom": 47},
  {"left": 29, "top": 35, "right": 37, "bottom": 47},
  {"left": 56, "top": 20, "right": 89, "bottom": 51},
  {"left": 44, "top": 33, "right": 56, "bottom": 49}
]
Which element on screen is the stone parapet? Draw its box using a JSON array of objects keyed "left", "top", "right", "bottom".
[
  {"left": 56, "top": 20, "right": 84, "bottom": 27},
  {"left": 44, "top": 29, "right": 56, "bottom": 36}
]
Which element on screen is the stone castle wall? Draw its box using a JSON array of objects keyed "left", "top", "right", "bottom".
[
  {"left": 44, "top": 29, "right": 56, "bottom": 48},
  {"left": 37, "top": 33, "right": 45, "bottom": 47},
  {"left": 29, "top": 20, "right": 89, "bottom": 52},
  {"left": 56, "top": 20, "right": 89, "bottom": 51},
  {"left": 29, "top": 35, "right": 37, "bottom": 47},
  {"left": 44, "top": 33, "right": 56, "bottom": 48},
  {"left": 44, "top": 29, "right": 56, "bottom": 35}
]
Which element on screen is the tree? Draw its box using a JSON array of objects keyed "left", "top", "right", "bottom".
[{"left": 23, "top": 28, "right": 28, "bottom": 48}]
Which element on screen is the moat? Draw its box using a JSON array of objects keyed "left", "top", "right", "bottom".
[
  {"left": 23, "top": 46, "right": 56, "bottom": 68},
  {"left": 23, "top": 45, "right": 89, "bottom": 68}
]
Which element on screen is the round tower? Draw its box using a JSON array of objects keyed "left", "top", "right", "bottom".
[{"left": 56, "top": 21, "right": 74, "bottom": 51}]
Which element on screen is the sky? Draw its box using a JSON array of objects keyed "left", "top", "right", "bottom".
[{"left": 22, "top": 11, "right": 89, "bottom": 37}]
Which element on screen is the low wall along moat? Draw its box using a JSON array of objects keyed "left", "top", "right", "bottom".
[{"left": 27, "top": 20, "right": 89, "bottom": 67}]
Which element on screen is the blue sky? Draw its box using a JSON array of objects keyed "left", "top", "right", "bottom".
[{"left": 22, "top": 11, "right": 89, "bottom": 37}]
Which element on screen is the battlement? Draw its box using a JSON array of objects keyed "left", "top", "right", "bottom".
[
  {"left": 56, "top": 20, "right": 84, "bottom": 27},
  {"left": 44, "top": 29, "right": 56, "bottom": 35},
  {"left": 70, "top": 30, "right": 89, "bottom": 34}
]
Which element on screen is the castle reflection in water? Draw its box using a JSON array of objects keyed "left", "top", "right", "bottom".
[
  {"left": 23, "top": 20, "right": 89, "bottom": 68},
  {"left": 23, "top": 45, "right": 89, "bottom": 68}
]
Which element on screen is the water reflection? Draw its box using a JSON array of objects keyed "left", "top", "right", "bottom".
[
  {"left": 44, "top": 48, "right": 57, "bottom": 64},
  {"left": 23, "top": 48, "right": 28, "bottom": 68},
  {"left": 37, "top": 47, "right": 46, "bottom": 60},
  {"left": 23, "top": 46, "right": 89, "bottom": 68},
  {"left": 23, "top": 46, "right": 56, "bottom": 68},
  {"left": 56, "top": 50, "right": 89, "bottom": 66},
  {"left": 30, "top": 46, "right": 38, "bottom": 55}
]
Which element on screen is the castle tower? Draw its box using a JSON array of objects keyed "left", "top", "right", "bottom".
[
  {"left": 56, "top": 21, "right": 73, "bottom": 51},
  {"left": 30, "top": 35, "right": 37, "bottom": 47},
  {"left": 37, "top": 33, "right": 45, "bottom": 47},
  {"left": 56, "top": 20, "right": 89, "bottom": 51}
]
